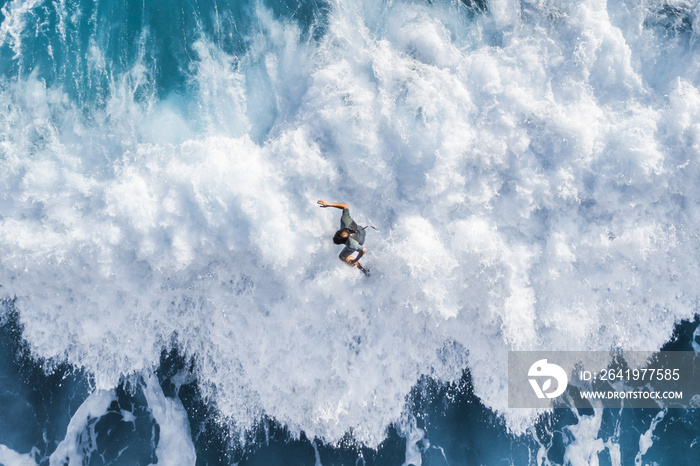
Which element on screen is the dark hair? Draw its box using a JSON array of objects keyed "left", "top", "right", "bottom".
[{"left": 333, "top": 228, "right": 351, "bottom": 244}]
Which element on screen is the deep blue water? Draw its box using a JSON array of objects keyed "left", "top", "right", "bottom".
[{"left": 2, "top": 307, "right": 700, "bottom": 464}]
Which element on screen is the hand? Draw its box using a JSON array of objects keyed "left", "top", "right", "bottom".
[{"left": 317, "top": 200, "right": 329, "bottom": 208}]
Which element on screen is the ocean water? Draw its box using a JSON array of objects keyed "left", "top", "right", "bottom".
[{"left": 1, "top": 0, "right": 700, "bottom": 464}]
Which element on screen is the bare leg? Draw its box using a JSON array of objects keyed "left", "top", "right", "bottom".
[{"left": 344, "top": 257, "right": 370, "bottom": 276}]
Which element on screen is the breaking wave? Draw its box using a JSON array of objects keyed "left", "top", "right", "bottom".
[{"left": 1, "top": 0, "right": 700, "bottom": 448}]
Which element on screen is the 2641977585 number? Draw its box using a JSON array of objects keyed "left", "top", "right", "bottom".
[{"left": 599, "top": 368, "right": 680, "bottom": 382}]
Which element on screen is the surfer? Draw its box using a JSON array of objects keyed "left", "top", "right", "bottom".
[{"left": 317, "top": 200, "right": 370, "bottom": 275}]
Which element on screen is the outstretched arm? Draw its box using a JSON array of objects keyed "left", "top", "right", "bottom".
[{"left": 317, "top": 200, "right": 349, "bottom": 210}]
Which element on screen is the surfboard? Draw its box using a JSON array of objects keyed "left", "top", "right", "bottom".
[{"left": 356, "top": 264, "right": 371, "bottom": 277}]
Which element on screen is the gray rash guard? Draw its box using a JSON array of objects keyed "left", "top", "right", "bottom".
[{"left": 339, "top": 208, "right": 366, "bottom": 259}]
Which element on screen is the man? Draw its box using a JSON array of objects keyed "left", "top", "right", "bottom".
[{"left": 317, "top": 200, "right": 369, "bottom": 275}]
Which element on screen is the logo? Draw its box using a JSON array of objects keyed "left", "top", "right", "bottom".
[{"left": 528, "top": 359, "right": 568, "bottom": 399}]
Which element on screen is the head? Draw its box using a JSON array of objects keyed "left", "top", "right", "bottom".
[{"left": 333, "top": 228, "right": 351, "bottom": 244}]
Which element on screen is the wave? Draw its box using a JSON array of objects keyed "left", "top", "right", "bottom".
[{"left": 1, "top": 0, "right": 700, "bottom": 446}]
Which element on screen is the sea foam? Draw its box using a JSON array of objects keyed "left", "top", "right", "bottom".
[{"left": 1, "top": 0, "right": 699, "bottom": 447}]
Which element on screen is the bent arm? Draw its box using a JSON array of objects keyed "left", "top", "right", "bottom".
[
  {"left": 351, "top": 248, "right": 366, "bottom": 263},
  {"left": 317, "top": 200, "right": 349, "bottom": 210}
]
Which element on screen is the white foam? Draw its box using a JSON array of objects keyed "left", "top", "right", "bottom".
[
  {"left": 0, "top": 0, "right": 44, "bottom": 60},
  {"left": 142, "top": 373, "right": 197, "bottom": 466},
  {"left": 563, "top": 408, "right": 605, "bottom": 466},
  {"left": 635, "top": 409, "right": 665, "bottom": 466},
  {"left": 0, "top": 0, "right": 699, "bottom": 448},
  {"left": 400, "top": 421, "right": 425, "bottom": 466},
  {"left": 603, "top": 406, "right": 623, "bottom": 466},
  {"left": 312, "top": 439, "right": 323, "bottom": 466},
  {"left": 49, "top": 390, "right": 116, "bottom": 466},
  {"left": 0, "top": 445, "right": 37, "bottom": 466}
]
